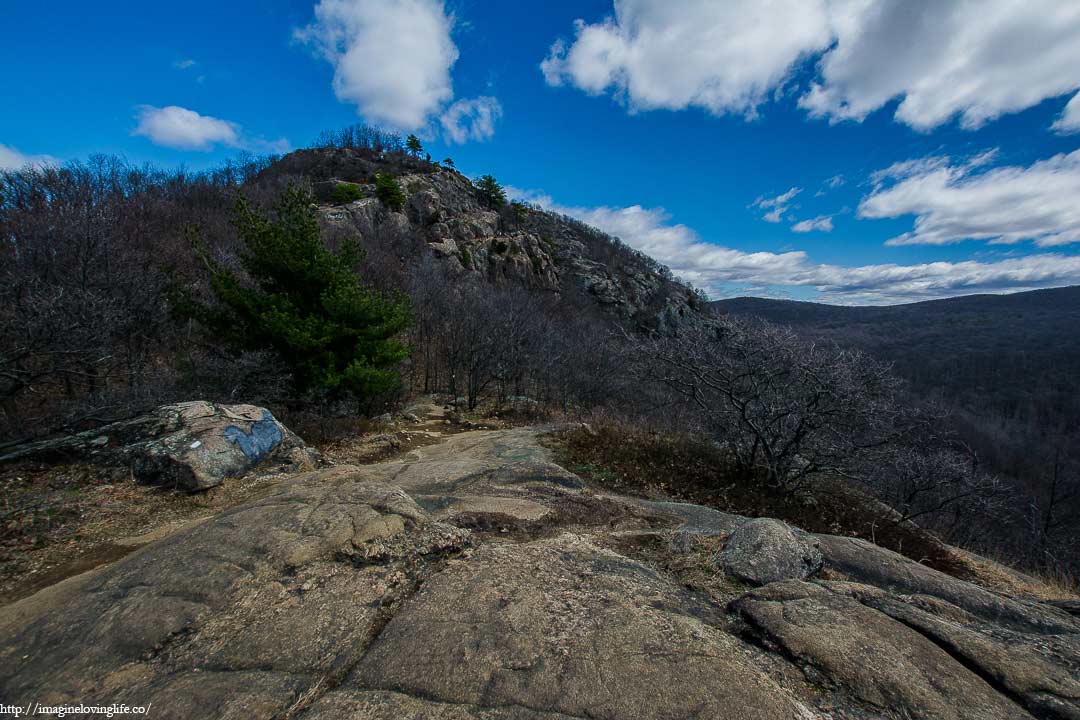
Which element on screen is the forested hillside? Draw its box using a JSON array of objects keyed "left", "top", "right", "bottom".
[
  {"left": 0, "top": 126, "right": 702, "bottom": 446},
  {"left": 712, "top": 289, "right": 1080, "bottom": 426},
  {"left": 713, "top": 290, "right": 1080, "bottom": 577}
]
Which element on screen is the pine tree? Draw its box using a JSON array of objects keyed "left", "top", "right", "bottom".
[
  {"left": 375, "top": 172, "right": 406, "bottom": 211},
  {"left": 474, "top": 174, "right": 506, "bottom": 210},
  {"left": 406, "top": 134, "right": 423, "bottom": 156},
  {"left": 178, "top": 186, "right": 411, "bottom": 402}
]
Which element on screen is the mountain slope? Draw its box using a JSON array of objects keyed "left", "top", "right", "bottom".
[
  {"left": 711, "top": 287, "right": 1080, "bottom": 428},
  {"left": 264, "top": 146, "right": 703, "bottom": 334}
]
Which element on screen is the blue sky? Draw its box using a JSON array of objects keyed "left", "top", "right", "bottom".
[{"left": 3, "top": 0, "right": 1080, "bottom": 304}]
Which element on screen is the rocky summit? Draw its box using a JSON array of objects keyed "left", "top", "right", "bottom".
[{"left": 2, "top": 422, "right": 1077, "bottom": 720}]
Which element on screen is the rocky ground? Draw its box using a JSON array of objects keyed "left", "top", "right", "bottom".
[
  {"left": 0, "top": 400, "right": 482, "bottom": 603},
  {"left": 2, "top": 413, "right": 1079, "bottom": 719}
]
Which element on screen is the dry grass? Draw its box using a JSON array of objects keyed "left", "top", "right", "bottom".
[
  {"left": 948, "top": 546, "right": 1079, "bottom": 600},
  {"left": 544, "top": 421, "right": 964, "bottom": 575},
  {"left": 0, "top": 460, "right": 293, "bottom": 604}
]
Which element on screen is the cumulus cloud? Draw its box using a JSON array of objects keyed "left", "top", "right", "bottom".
[
  {"left": 295, "top": 0, "right": 501, "bottom": 142},
  {"left": 860, "top": 149, "right": 1080, "bottom": 247},
  {"left": 508, "top": 186, "right": 1080, "bottom": 304},
  {"left": 132, "top": 106, "right": 290, "bottom": 153},
  {"left": 0, "top": 143, "right": 57, "bottom": 170},
  {"left": 752, "top": 187, "right": 801, "bottom": 223},
  {"left": 1052, "top": 92, "right": 1080, "bottom": 134},
  {"left": 541, "top": 0, "right": 831, "bottom": 117},
  {"left": 802, "top": 1, "right": 1080, "bottom": 129},
  {"left": 792, "top": 215, "right": 834, "bottom": 233},
  {"left": 440, "top": 96, "right": 502, "bottom": 144},
  {"left": 543, "top": 0, "right": 1080, "bottom": 130},
  {"left": 296, "top": 0, "right": 458, "bottom": 131}
]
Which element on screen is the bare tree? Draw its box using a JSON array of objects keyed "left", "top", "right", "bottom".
[{"left": 638, "top": 315, "right": 905, "bottom": 491}]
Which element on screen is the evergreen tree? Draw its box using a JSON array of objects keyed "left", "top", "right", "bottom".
[
  {"left": 178, "top": 186, "right": 410, "bottom": 402},
  {"left": 406, "top": 134, "right": 423, "bottom": 156},
  {"left": 375, "top": 172, "right": 406, "bottom": 211},
  {"left": 474, "top": 174, "right": 507, "bottom": 210},
  {"left": 442, "top": 157, "right": 455, "bottom": 169}
]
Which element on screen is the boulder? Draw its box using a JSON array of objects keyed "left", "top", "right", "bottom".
[
  {"left": 0, "top": 401, "right": 317, "bottom": 491},
  {"left": 714, "top": 518, "right": 823, "bottom": 585}
]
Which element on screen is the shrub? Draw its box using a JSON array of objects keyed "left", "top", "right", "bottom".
[
  {"left": 175, "top": 186, "right": 411, "bottom": 403},
  {"left": 375, "top": 172, "right": 405, "bottom": 211},
  {"left": 330, "top": 182, "right": 364, "bottom": 204}
]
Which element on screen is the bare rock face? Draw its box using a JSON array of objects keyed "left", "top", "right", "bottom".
[
  {"left": 714, "top": 517, "right": 823, "bottom": 586},
  {"left": 817, "top": 534, "right": 1078, "bottom": 634},
  {"left": 732, "top": 581, "right": 1038, "bottom": 720},
  {"left": 2, "top": 427, "right": 1078, "bottom": 720},
  {"left": 315, "top": 161, "right": 697, "bottom": 333},
  {"left": 0, "top": 401, "right": 317, "bottom": 491}
]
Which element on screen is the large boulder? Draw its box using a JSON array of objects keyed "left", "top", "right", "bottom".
[
  {"left": 714, "top": 517, "right": 823, "bottom": 586},
  {"left": 0, "top": 401, "right": 318, "bottom": 491}
]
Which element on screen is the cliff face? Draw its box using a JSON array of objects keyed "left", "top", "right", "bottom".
[{"left": 277, "top": 147, "right": 700, "bottom": 334}]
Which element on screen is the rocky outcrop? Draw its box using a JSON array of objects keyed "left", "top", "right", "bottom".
[
  {"left": 313, "top": 150, "right": 699, "bottom": 333},
  {"left": 2, "top": 427, "right": 1077, "bottom": 719},
  {"left": 817, "top": 534, "right": 1078, "bottom": 633},
  {"left": 732, "top": 582, "right": 1038, "bottom": 719},
  {"left": 714, "top": 517, "right": 823, "bottom": 585},
  {"left": 0, "top": 401, "right": 317, "bottom": 491}
]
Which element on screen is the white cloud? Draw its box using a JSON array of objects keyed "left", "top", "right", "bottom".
[
  {"left": 543, "top": 1, "right": 1080, "bottom": 130},
  {"left": 752, "top": 187, "right": 801, "bottom": 223},
  {"left": 132, "top": 106, "right": 290, "bottom": 153},
  {"left": 807, "top": 254, "right": 1080, "bottom": 305},
  {"left": 508, "top": 185, "right": 1080, "bottom": 304},
  {"left": 1052, "top": 91, "right": 1080, "bottom": 134},
  {"left": 296, "top": 0, "right": 458, "bottom": 131},
  {"left": 133, "top": 106, "right": 239, "bottom": 150},
  {"left": 860, "top": 149, "right": 1080, "bottom": 248},
  {"left": 792, "top": 215, "right": 834, "bottom": 233},
  {"left": 0, "top": 143, "right": 57, "bottom": 170},
  {"left": 440, "top": 96, "right": 502, "bottom": 144},
  {"left": 541, "top": 0, "right": 831, "bottom": 117},
  {"left": 172, "top": 59, "right": 197, "bottom": 70},
  {"left": 802, "top": 1, "right": 1080, "bottom": 130},
  {"left": 826, "top": 175, "right": 844, "bottom": 189}
]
